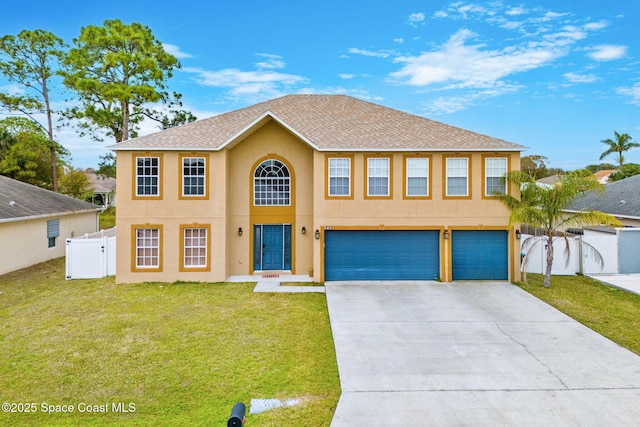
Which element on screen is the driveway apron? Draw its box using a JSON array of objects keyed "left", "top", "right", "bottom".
[{"left": 326, "top": 281, "right": 640, "bottom": 426}]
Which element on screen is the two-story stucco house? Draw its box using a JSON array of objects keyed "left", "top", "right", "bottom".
[{"left": 111, "top": 95, "right": 526, "bottom": 284}]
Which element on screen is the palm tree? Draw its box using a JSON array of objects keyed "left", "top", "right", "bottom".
[
  {"left": 599, "top": 131, "right": 639, "bottom": 169},
  {"left": 498, "top": 170, "right": 621, "bottom": 288}
]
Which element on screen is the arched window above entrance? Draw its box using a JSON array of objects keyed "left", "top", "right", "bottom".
[{"left": 253, "top": 159, "right": 291, "bottom": 206}]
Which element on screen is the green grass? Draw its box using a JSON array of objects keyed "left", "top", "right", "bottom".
[
  {"left": 0, "top": 258, "right": 340, "bottom": 426},
  {"left": 98, "top": 207, "right": 116, "bottom": 230},
  {"left": 517, "top": 274, "right": 640, "bottom": 355}
]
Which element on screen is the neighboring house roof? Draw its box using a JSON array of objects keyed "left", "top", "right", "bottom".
[
  {"left": 110, "top": 94, "right": 526, "bottom": 152},
  {"left": 565, "top": 174, "right": 640, "bottom": 220},
  {"left": 535, "top": 174, "right": 560, "bottom": 188},
  {"left": 594, "top": 169, "right": 616, "bottom": 184},
  {"left": 86, "top": 172, "right": 116, "bottom": 195},
  {"left": 0, "top": 175, "right": 100, "bottom": 222}
]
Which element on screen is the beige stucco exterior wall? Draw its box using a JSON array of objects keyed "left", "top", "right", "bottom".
[
  {"left": 312, "top": 151, "right": 522, "bottom": 282},
  {"left": 115, "top": 119, "right": 521, "bottom": 284},
  {"left": 0, "top": 211, "right": 98, "bottom": 276}
]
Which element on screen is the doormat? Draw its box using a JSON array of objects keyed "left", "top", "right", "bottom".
[{"left": 262, "top": 273, "right": 280, "bottom": 278}]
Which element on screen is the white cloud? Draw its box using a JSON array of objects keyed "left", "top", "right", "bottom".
[
  {"left": 347, "top": 47, "right": 393, "bottom": 58},
  {"left": 394, "top": 38, "right": 404, "bottom": 44},
  {"left": 563, "top": 72, "right": 598, "bottom": 83},
  {"left": 506, "top": 7, "right": 527, "bottom": 16},
  {"left": 181, "top": 53, "right": 306, "bottom": 100},
  {"left": 617, "top": 83, "right": 640, "bottom": 105},
  {"left": 255, "top": 53, "right": 286, "bottom": 69},
  {"left": 0, "top": 83, "right": 24, "bottom": 96},
  {"left": 587, "top": 44, "right": 627, "bottom": 61},
  {"left": 338, "top": 73, "right": 355, "bottom": 79},
  {"left": 408, "top": 12, "right": 425, "bottom": 27},
  {"left": 390, "top": 29, "right": 564, "bottom": 89},
  {"left": 162, "top": 43, "right": 193, "bottom": 59},
  {"left": 583, "top": 20, "right": 608, "bottom": 31}
]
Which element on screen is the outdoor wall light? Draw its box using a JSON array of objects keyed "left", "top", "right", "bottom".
[
  {"left": 443, "top": 229, "right": 449, "bottom": 239},
  {"left": 515, "top": 229, "right": 521, "bottom": 240},
  {"left": 301, "top": 226, "right": 306, "bottom": 235},
  {"left": 238, "top": 227, "right": 243, "bottom": 236},
  {"left": 315, "top": 229, "right": 320, "bottom": 240}
]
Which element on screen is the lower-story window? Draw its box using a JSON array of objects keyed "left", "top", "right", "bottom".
[
  {"left": 133, "top": 225, "right": 162, "bottom": 272},
  {"left": 181, "top": 225, "right": 211, "bottom": 271}
]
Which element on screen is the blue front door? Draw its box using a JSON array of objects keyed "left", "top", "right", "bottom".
[{"left": 254, "top": 224, "right": 292, "bottom": 271}]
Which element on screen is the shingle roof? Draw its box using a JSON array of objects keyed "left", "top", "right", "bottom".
[
  {"left": 565, "top": 174, "right": 640, "bottom": 219},
  {"left": 111, "top": 94, "right": 526, "bottom": 152},
  {"left": 0, "top": 175, "right": 100, "bottom": 222}
]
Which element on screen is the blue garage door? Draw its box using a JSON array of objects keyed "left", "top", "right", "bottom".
[
  {"left": 452, "top": 230, "right": 508, "bottom": 280},
  {"left": 325, "top": 230, "right": 440, "bottom": 281}
]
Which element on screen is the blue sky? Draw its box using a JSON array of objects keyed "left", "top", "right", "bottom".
[{"left": 2, "top": 0, "right": 640, "bottom": 169}]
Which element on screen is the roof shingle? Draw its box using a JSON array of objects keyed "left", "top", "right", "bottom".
[
  {"left": 565, "top": 174, "right": 640, "bottom": 219},
  {"left": 0, "top": 175, "right": 100, "bottom": 222},
  {"left": 111, "top": 94, "right": 526, "bottom": 152}
]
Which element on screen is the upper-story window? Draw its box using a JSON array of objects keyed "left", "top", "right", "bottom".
[
  {"left": 181, "top": 155, "right": 207, "bottom": 198},
  {"left": 445, "top": 157, "right": 470, "bottom": 197},
  {"left": 254, "top": 159, "right": 290, "bottom": 206},
  {"left": 367, "top": 157, "right": 391, "bottom": 197},
  {"left": 135, "top": 156, "right": 161, "bottom": 198},
  {"left": 484, "top": 157, "right": 508, "bottom": 196},
  {"left": 405, "top": 157, "right": 429, "bottom": 197},
  {"left": 328, "top": 157, "right": 351, "bottom": 196}
]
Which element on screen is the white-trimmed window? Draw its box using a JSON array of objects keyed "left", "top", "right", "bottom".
[
  {"left": 182, "top": 156, "right": 206, "bottom": 196},
  {"left": 183, "top": 227, "right": 208, "bottom": 268},
  {"left": 485, "top": 157, "right": 507, "bottom": 196},
  {"left": 328, "top": 158, "right": 351, "bottom": 196},
  {"left": 254, "top": 159, "right": 290, "bottom": 206},
  {"left": 446, "top": 157, "right": 469, "bottom": 196},
  {"left": 136, "top": 156, "right": 160, "bottom": 196},
  {"left": 367, "top": 157, "right": 390, "bottom": 196},
  {"left": 406, "top": 158, "right": 429, "bottom": 196},
  {"left": 135, "top": 228, "right": 160, "bottom": 268}
]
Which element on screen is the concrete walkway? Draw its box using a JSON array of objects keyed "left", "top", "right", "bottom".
[
  {"left": 227, "top": 274, "right": 325, "bottom": 293},
  {"left": 326, "top": 281, "right": 640, "bottom": 426},
  {"left": 588, "top": 273, "right": 640, "bottom": 296}
]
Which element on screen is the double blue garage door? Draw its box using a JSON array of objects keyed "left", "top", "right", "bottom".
[
  {"left": 324, "top": 229, "right": 508, "bottom": 281},
  {"left": 325, "top": 230, "right": 440, "bottom": 281}
]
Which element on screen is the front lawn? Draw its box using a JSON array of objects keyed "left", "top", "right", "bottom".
[
  {"left": 518, "top": 274, "right": 640, "bottom": 355},
  {"left": 0, "top": 258, "right": 340, "bottom": 426}
]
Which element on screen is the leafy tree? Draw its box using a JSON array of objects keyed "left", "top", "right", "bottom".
[
  {"left": 97, "top": 152, "right": 116, "bottom": 178},
  {"left": 608, "top": 163, "right": 640, "bottom": 182},
  {"left": 599, "top": 131, "right": 640, "bottom": 169},
  {"left": 0, "top": 117, "right": 68, "bottom": 188},
  {"left": 521, "top": 155, "right": 556, "bottom": 179},
  {"left": 498, "top": 170, "right": 621, "bottom": 288},
  {"left": 0, "top": 29, "right": 66, "bottom": 191},
  {"left": 585, "top": 163, "right": 616, "bottom": 173},
  {"left": 59, "top": 167, "right": 93, "bottom": 200},
  {"left": 61, "top": 19, "right": 193, "bottom": 142}
]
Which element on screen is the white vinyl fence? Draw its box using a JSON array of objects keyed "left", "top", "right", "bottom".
[
  {"left": 65, "top": 227, "right": 116, "bottom": 279},
  {"left": 521, "top": 228, "right": 640, "bottom": 275}
]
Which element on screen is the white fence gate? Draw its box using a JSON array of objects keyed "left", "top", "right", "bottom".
[
  {"left": 521, "top": 228, "right": 637, "bottom": 275},
  {"left": 65, "top": 228, "right": 116, "bottom": 279}
]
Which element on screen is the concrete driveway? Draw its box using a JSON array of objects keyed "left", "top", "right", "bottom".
[{"left": 326, "top": 281, "right": 640, "bottom": 426}]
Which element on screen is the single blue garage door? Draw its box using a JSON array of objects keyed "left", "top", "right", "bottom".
[
  {"left": 324, "top": 230, "right": 440, "bottom": 281},
  {"left": 452, "top": 230, "right": 508, "bottom": 280}
]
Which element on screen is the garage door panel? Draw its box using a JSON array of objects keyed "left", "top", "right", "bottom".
[
  {"left": 452, "top": 230, "right": 508, "bottom": 280},
  {"left": 325, "top": 230, "right": 439, "bottom": 281}
]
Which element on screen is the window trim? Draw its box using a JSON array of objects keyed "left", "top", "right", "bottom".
[
  {"left": 179, "top": 153, "right": 210, "bottom": 200},
  {"left": 482, "top": 155, "right": 510, "bottom": 199},
  {"left": 132, "top": 153, "right": 163, "bottom": 200},
  {"left": 364, "top": 155, "right": 393, "bottom": 199},
  {"left": 179, "top": 224, "right": 211, "bottom": 272},
  {"left": 443, "top": 155, "right": 472, "bottom": 199},
  {"left": 325, "top": 154, "right": 354, "bottom": 200},
  {"left": 403, "top": 155, "right": 432, "bottom": 200},
  {"left": 131, "top": 224, "right": 163, "bottom": 272}
]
